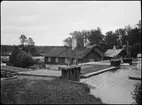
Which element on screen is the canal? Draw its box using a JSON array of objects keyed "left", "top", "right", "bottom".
[{"left": 80, "top": 62, "right": 141, "bottom": 104}]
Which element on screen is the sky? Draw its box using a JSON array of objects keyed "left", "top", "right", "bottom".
[{"left": 1, "top": 1, "right": 141, "bottom": 46}]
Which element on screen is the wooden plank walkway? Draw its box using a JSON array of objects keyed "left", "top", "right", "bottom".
[
  {"left": 81, "top": 66, "right": 119, "bottom": 78},
  {"left": 128, "top": 76, "right": 141, "bottom": 80}
]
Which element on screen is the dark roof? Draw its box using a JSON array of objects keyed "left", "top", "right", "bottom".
[
  {"left": 104, "top": 49, "right": 124, "bottom": 57},
  {"left": 59, "top": 47, "right": 93, "bottom": 59},
  {"left": 36, "top": 46, "right": 53, "bottom": 54},
  {"left": 45, "top": 45, "right": 103, "bottom": 59},
  {"left": 45, "top": 47, "right": 69, "bottom": 57},
  {"left": 37, "top": 46, "right": 69, "bottom": 56}
]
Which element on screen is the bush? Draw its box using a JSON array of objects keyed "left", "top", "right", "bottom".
[
  {"left": 132, "top": 83, "right": 141, "bottom": 104},
  {"left": 9, "top": 47, "right": 21, "bottom": 65},
  {"left": 9, "top": 47, "right": 34, "bottom": 68},
  {"left": 15, "top": 50, "right": 34, "bottom": 68}
]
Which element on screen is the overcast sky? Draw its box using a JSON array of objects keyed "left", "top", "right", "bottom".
[{"left": 1, "top": 1, "right": 141, "bottom": 46}]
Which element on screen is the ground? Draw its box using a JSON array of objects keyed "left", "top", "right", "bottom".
[
  {"left": 1, "top": 78, "right": 103, "bottom": 104},
  {"left": 1, "top": 58, "right": 140, "bottom": 104}
]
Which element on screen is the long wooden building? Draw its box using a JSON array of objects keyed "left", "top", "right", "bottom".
[{"left": 44, "top": 44, "right": 104, "bottom": 65}]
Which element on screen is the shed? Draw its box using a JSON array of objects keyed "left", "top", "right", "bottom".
[{"left": 104, "top": 48, "right": 126, "bottom": 60}]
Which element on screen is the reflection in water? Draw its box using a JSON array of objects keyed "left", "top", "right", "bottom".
[{"left": 81, "top": 66, "right": 141, "bottom": 104}]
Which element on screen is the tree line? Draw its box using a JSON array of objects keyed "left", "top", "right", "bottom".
[
  {"left": 1, "top": 20, "right": 141, "bottom": 58},
  {"left": 64, "top": 20, "right": 141, "bottom": 57},
  {"left": 1, "top": 35, "right": 39, "bottom": 56}
]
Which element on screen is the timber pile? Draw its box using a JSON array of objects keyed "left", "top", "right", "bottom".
[
  {"left": 1, "top": 69, "right": 17, "bottom": 78},
  {"left": 1, "top": 66, "right": 33, "bottom": 79}
]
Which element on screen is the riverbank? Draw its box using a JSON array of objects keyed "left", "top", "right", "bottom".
[{"left": 1, "top": 78, "right": 103, "bottom": 104}]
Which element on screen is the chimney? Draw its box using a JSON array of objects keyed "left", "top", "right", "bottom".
[
  {"left": 72, "top": 37, "right": 77, "bottom": 50},
  {"left": 122, "top": 45, "right": 126, "bottom": 49},
  {"left": 84, "top": 38, "right": 89, "bottom": 47},
  {"left": 113, "top": 45, "right": 116, "bottom": 50}
]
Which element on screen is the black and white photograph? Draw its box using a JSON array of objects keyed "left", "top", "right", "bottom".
[{"left": 1, "top": 1, "right": 141, "bottom": 104}]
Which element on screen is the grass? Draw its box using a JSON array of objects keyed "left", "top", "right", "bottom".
[
  {"left": 1, "top": 65, "right": 33, "bottom": 72},
  {"left": 81, "top": 65, "right": 110, "bottom": 75},
  {"left": 1, "top": 78, "right": 103, "bottom": 104}
]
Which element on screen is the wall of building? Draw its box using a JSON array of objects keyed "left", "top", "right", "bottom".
[
  {"left": 45, "top": 48, "right": 102, "bottom": 65},
  {"left": 45, "top": 57, "right": 61, "bottom": 65},
  {"left": 81, "top": 50, "right": 101, "bottom": 63},
  {"left": 45, "top": 57, "right": 70, "bottom": 65},
  {"left": 93, "top": 47, "right": 104, "bottom": 58}
]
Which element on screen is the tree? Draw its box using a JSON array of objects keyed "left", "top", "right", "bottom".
[
  {"left": 27, "top": 37, "right": 35, "bottom": 45},
  {"left": 88, "top": 27, "right": 103, "bottom": 45},
  {"left": 19, "top": 34, "right": 27, "bottom": 46},
  {"left": 115, "top": 28, "right": 127, "bottom": 47},
  {"left": 64, "top": 37, "right": 72, "bottom": 47},
  {"left": 64, "top": 28, "right": 104, "bottom": 48},
  {"left": 105, "top": 31, "right": 118, "bottom": 49},
  {"left": 64, "top": 30, "right": 88, "bottom": 48},
  {"left": 69, "top": 31, "right": 85, "bottom": 48},
  {"left": 19, "top": 35, "right": 38, "bottom": 56}
]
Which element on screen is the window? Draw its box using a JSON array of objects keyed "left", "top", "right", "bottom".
[
  {"left": 89, "top": 59, "right": 94, "bottom": 62},
  {"left": 48, "top": 57, "right": 51, "bottom": 62},
  {"left": 55, "top": 57, "right": 59, "bottom": 63},
  {"left": 65, "top": 58, "right": 68, "bottom": 64},
  {"left": 73, "top": 59, "right": 76, "bottom": 64}
]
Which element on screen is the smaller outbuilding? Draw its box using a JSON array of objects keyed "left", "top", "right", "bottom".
[{"left": 104, "top": 48, "right": 127, "bottom": 60}]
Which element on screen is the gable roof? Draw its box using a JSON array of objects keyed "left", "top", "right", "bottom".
[
  {"left": 104, "top": 49, "right": 124, "bottom": 57},
  {"left": 44, "top": 46, "right": 69, "bottom": 57},
  {"left": 45, "top": 45, "right": 103, "bottom": 59},
  {"left": 59, "top": 47, "right": 93, "bottom": 59},
  {"left": 86, "top": 44, "right": 104, "bottom": 51}
]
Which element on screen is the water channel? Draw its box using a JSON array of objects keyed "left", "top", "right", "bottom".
[{"left": 80, "top": 62, "right": 141, "bottom": 104}]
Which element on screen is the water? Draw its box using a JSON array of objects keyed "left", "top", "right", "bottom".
[{"left": 81, "top": 65, "right": 141, "bottom": 104}]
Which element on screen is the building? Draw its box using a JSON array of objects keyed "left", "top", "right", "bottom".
[
  {"left": 44, "top": 45, "right": 104, "bottom": 65},
  {"left": 104, "top": 47, "right": 127, "bottom": 60}
]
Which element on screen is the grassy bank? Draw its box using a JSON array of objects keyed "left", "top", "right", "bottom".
[{"left": 1, "top": 78, "right": 103, "bottom": 104}]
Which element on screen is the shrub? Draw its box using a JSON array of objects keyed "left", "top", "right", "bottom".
[
  {"left": 9, "top": 47, "right": 21, "bottom": 66},
  {"left": 132, "top": 83, "right": 141, "bottom": 104},
  {"left": 9, "top": 47, "right": 34, "bottom": 68},
  {"left": 15, "top": 50, "right": 34, "bottom": 68}
]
